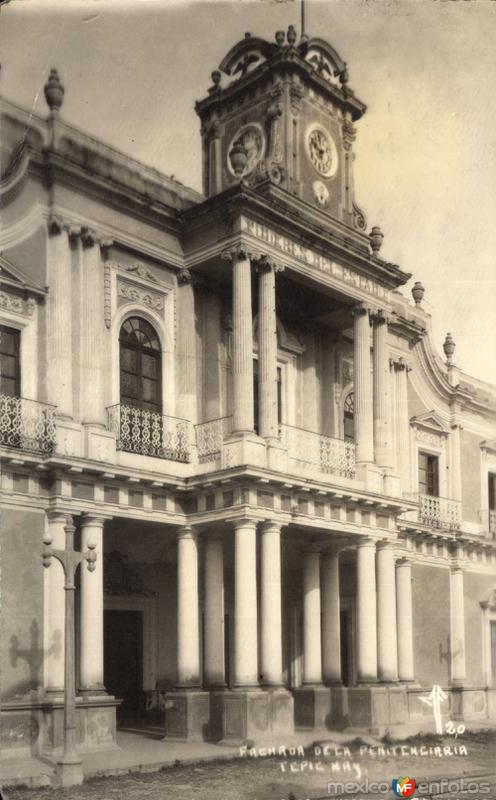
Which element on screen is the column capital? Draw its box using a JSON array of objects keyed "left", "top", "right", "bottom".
[
  {"left": 221, "top": 246, "right": 253, "bottom": 263},
  {"left": 255, "top": 254, "right": 285, "bottom": 274},
  {"left": 396, "top": 556, "right": 411, "bottom": 567},
  {"left": 356, "top": 536, "right": 377, "bottom": 550},
  {"left": 392, "top": 356, "right": 411, "bottom": 373},
  {"left": 260, "top": 519, "right": 282, "bottom": 534},
  {"left": 177, "top": 525, "right": 197, "bottom": 542},
  {"left": 80, "top": 513, "right": 108, "bottom": 528},
  {"left": 231, "top": 516, "right": 258, "bottom": 530},
  {"left": 351, "top": 302, "right": 373, "bottom": 319},
  {"left": 46, "top": 509, "right": 70, "bottom": 525},
  {"left": 370, "top": 308, "right": 393, "bottom": 326},
  {"left": 376, "top": 537, "right": 395, "bottom": 551}
]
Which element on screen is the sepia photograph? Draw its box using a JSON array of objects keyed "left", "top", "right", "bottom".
[{"left": 0, "top": 0, "right": 495, "bottom": 798}]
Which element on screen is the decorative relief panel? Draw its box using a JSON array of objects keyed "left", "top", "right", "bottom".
[
  {"left": 0, "top": 290, "right": 36, "bottom": 317},
  {"left": 117, "top": 279, "right": 164, "bottom": 312},
  {"left": 414, "top": 428, "right": 446, "bottom": 449}
]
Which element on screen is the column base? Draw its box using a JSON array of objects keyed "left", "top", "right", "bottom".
[
  {"left": 355, "top": 462, "right": 384, "bottom": 493},
  {"left": 221, "top": 431, "right": 266, "bottom": 469},
  {"left": 41, "top": 694, "right": 120, "bottom": 756},
  {"left": 163, "top": 690, "right": 212, "bottom": 742},
  {"left": 348, "top": 684, "right": 408, "bottom": 733},
  {"left": 293, "top": 686, "right": 332, "bottom": 730},
  {"left": 56, "top": 759, "right": 84, "bottom": 788},
  {"left": 215, "top": 688, "right": 294, "bottom": 744}
]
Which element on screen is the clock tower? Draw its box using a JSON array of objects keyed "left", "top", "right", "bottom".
[{"left": 196, "top": 26, "right": 367, "bottom": 231}]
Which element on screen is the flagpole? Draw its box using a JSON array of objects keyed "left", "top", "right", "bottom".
[{"left": 301, "top": 0, "right": 305, "bottom": 36}]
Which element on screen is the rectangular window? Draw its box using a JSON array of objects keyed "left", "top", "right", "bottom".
[
  {"left": 489, "top": 473, "right": 496, "bottom": 511},
  {"left": 418, "top": 451, "right": 439, "bottom": 496},
  {"left": 0, "top": 325, "right": 21, "bottom": 397}
]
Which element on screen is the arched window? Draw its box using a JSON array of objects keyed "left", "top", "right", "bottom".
[
  {"left": 343, "top": 391, "right": 354, "bottom": 442},
  {"left": 119, "top": 317, "right": 162, "bottom": 413}
]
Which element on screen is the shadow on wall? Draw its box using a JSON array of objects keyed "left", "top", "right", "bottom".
[{"left": 7, "top": 619, "right": 60, "bottom": 700}]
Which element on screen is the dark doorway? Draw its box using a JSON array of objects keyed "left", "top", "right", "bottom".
[
  {"left": 104, "top": 609, "right": 143, "bottom": 720},
  {"left": 340, "top": 608, "right": 353, "bottom": 686}
]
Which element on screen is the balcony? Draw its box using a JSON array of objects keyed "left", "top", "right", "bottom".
[
  {"left": 403, "top": 493, "right": 462, "bottom": 531},
  {"left": 0, "top": 394, "right": 56, "bottom": 456},
  {"left": 107, "top": 404, "right": 191, "bottom": 463},
  {"left": 195, "top": 416, "right": 233, "bottom": 463},
  {"left": 279, "top": 424, "right": 356, "bottom": 479}
]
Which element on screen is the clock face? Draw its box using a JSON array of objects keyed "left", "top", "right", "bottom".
[
  {"left": 306, "top": 124, "right": 338, "bottom": 178},
  {"left": 227, "top": 123, "right": 265, "bottom": 178}
]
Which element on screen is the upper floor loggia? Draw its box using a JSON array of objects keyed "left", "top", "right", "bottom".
[{"left": 1, "top": 28, "right": 495, "bottom": 540}]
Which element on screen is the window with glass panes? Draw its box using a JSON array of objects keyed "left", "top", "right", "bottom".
[
  {"left": 119, "top": 317, "right": 162, "bottom": 412},
  {"left": 418, "top": 451, "right": 439, "bottom": 496},
  {"left": 0, "top": 325, "right": 20, "bottom": 397},
  {"left": 343, "top": 391, "right": 354, "bottom": 442}
]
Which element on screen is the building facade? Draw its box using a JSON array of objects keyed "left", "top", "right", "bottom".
[{"left": 1, "top": 27, "right": 496, "bottom": 757}]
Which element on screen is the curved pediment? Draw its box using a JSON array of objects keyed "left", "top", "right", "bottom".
[
  {"left": 304, "top": 38, "right": 346, "bottom": 85},
  {"left": 219, "top": 35, "right": 276, "bottom": 78}
]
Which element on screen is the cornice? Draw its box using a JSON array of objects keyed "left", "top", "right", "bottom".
[{"left": 181, "top": 183, "right": 409, "bottom": 291}]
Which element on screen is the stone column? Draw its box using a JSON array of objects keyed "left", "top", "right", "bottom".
[
  {"left": 224, "top": 249, "right": 254, "bottom": 434},
  {"left": 321, "top": 551, "right": 341, "bottom": 684},
  {"left": 396, "top": 558, "right": 415, "bottom": 682},
  {"left": 203, "top": 534, "right": 225, "bottom": 687},
  {"left": 177, "top": 269, "right": 197, "bottom": 425},
  {"left": 80, "top": 233, "right": 105, "bottom": 426},
  {"left": 376, "top": 541, "right": 398, "bottom": 682},
  {"left": 394, "top": 359, "right": 411, "bottom": 493},
  {"left": 46, "top": 224, "right": 73, "bottom": 418},
  {"left": 353, "top": 306, "right": 374, "bottom": 464},
  {"left": 45, "top": 512, "right": 66, "bottom": 692},
  {"left": 372, "top": 312, "right": 392, "bottom": 469},
  {"left": 302, "top": 550, "right": 322, "bottom": 685},
  {"left": 356, "top": 538, "right": 377, "bottom": 683},
  {"left": 450, "top": 566, "right": 466, "bottom": 684},
  {"left": 233, "top": 519, "right": 258, "bottom": 687},
  {"left": 450, "top": 423, "right": 463, "bottom": 503},
  {"left": 258, "top": 259, "right": 279, "bottom": 441},
  {"left": 260, "top": 521, "right": 283, "bottom": 686},
  {"left": 176, "top": 527, "right": 200, "bottom": 687},
  {"left": 79, "top": 515, "right": 106, "bottom": 692}
]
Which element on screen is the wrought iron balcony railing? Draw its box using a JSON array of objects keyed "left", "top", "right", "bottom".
[
  {"left": 280, "top": 424, "right": 356, "bottom": 479},
  {"left": 107, "top": 404, "right": 191, "bottom": 463},
  {"left": 195, "top": 416, "right": 233, "bottom": 463},
  {"left": 413, "top": 493, "right": 462, "bottom": 531},
  {"left": 0, "top": 394, "right": 56, "bottom": 455}
]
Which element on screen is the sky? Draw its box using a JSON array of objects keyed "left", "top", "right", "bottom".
[{"left": 1, "top": 0, "right": 495, "bottom": 385}]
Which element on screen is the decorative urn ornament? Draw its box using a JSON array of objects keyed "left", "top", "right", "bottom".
[
  {"left": 287, "top": 25, "right": 297, "bottom": 46},
  {"left": 275, "top": 30, "right": 285, "bottom": 46},
  {"left": 411, "top": 281, "right": 425, "bottom": 306},
  {"left": 229, "top": 141, "right": 248, "bottom": 176},
  {"left": 44, "top": 68, "right": 65, "bottom": 112},
  {"left": 211, "top": 70, "right": 221, "bottom": 88},
  {"left": 369, "top": 225, "right": 384, "bottom": 254},
  {"left": 443, "top": 332, "right": 456, "bottom": 364}
]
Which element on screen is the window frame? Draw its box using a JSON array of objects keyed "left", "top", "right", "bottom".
[
  {"left": 119, "top": 316, "right": 162, "bottom": 414},
  {"left": 0, "top": 324, "right": 21, "bottom": 398}
]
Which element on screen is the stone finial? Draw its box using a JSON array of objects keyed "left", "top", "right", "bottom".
[
  {"left": 369, "top": 226, "right": 384, "bottom": 255},
  {"left": 211, "top": 70, "right": 221, "bottom": 88},
  {"left": 244, "top": 32, "right": 252, "bottom": 39},
  {"left": 275, "top": 30, "right": 286, "bottom": 46},
  {"left": 44, "top": 68, "right": 65, "bottom": 112},
  {"left": 287, "top": 25, "right": 297, "bottom": 46},
  {"left": 443, "top": 332, "right": 456, "bottom": 365},
  {"left": 411, "top": 281, "right": 425, "bottom": 306}
]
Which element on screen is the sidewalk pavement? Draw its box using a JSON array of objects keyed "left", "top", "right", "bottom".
[{"left": 0, "top": 726, "right": 326, "bottom": 789}]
